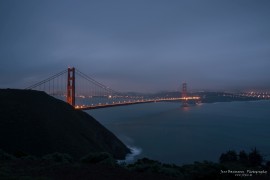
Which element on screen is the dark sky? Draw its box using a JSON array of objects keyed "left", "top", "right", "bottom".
[{"left": 0, "top": 0, "right": 269, "bottom": 92}]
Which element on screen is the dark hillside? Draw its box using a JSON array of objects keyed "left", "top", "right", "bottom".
[{"left": 0, "top": 89, "right": 130, "bottom": 159}]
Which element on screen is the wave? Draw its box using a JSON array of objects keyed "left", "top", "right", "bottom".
[{"left": 117, "top": 146, "right": 142, "bottom": 164}]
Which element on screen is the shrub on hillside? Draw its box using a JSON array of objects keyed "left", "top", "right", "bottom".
[
  {"left": 0, "top": 149, "right": 16, "bottom": 161},
  {"left": 248, "top": 148, "right": 263, "bottom": 167},
  {"left": 13, "top": 150, "right": 29, "bottom": 158},
  {"left": 238, "top": 150, "right": 248, "bottom": 165},
  {"left": 80, "top": 152, "right": 116, "bottom": 166},
  {"left": 180, "top": 161, "right": 221, "bottom": 180},
  {"left": 219, "top": 148, "right": 264, "bottom": 167},
  {"left": 127, "top": 158, "right": 183, "bottom": 177},
  {"left": 42, "top": 152, "right": 73, "bottom": 163},
  {"left": 219, "top": 150, "right": 238, "bottom": 163}
]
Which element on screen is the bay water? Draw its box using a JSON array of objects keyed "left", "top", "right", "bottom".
[{"left": 87, "top": 100, "right": 270, "bottom": 165}]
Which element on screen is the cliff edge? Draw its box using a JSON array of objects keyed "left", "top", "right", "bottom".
[{"left": 0, "top": 89, "right": 130, "bottom": 159}]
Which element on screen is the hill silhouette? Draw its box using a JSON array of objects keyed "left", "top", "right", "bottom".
[{"left": 0, "top": 89, "right": 130, "bottom": 159}]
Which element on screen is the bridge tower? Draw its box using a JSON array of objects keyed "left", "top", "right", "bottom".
[
  {"left": 182, "top": 82, "right": 187, "bottom": 98},
  {"left": 67, "top": 67, "right": 75, "bottom": 106},
  {"left": 182, "top": 82, "right": 188, "bottom": 107}
]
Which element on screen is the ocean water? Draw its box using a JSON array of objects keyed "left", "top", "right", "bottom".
[{"left": 87, "top": 100, "right": 270, "bottom": 165}]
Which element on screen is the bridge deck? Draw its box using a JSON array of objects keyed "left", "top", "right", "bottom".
[{"left": 76, "top": 97, "right": 200, "bottom": 110}]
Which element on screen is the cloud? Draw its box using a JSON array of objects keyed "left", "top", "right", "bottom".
[{"left": 0, "top": 0, "right": 270, "bottom": 92}]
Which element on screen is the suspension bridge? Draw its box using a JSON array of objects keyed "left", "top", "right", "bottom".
[{"left": 26, "top": 67, "right": 200, "bottom": 110}]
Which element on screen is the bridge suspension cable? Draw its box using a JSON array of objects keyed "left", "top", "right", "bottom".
[
  {"left": 25, "top": 69, "right": 68, "bottom": 90},
  {"left": 75, "top": 69, "right": 121, "bottom": 95},
  {"left": 25, "top": 67, "right": 125, "bottom": 107},
  {"left": 25, "top": 67, "right": 200, "bottom": 109}
]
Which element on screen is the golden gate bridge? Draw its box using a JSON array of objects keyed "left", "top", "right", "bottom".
[{"left": 26, "top": 67, "right": 200, "bottom": 110}]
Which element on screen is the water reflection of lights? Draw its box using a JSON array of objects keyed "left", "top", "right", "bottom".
[{"left": 182, "top": 106, "right": 189, "bottom": 111}]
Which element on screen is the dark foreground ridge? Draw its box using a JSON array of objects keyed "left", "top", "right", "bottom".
[
  {"left": 0, "top": 149, "right": 269, "bottom": 180},
  {"left": 0, "top": 89, "right": 130, "bottom": 159}
]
